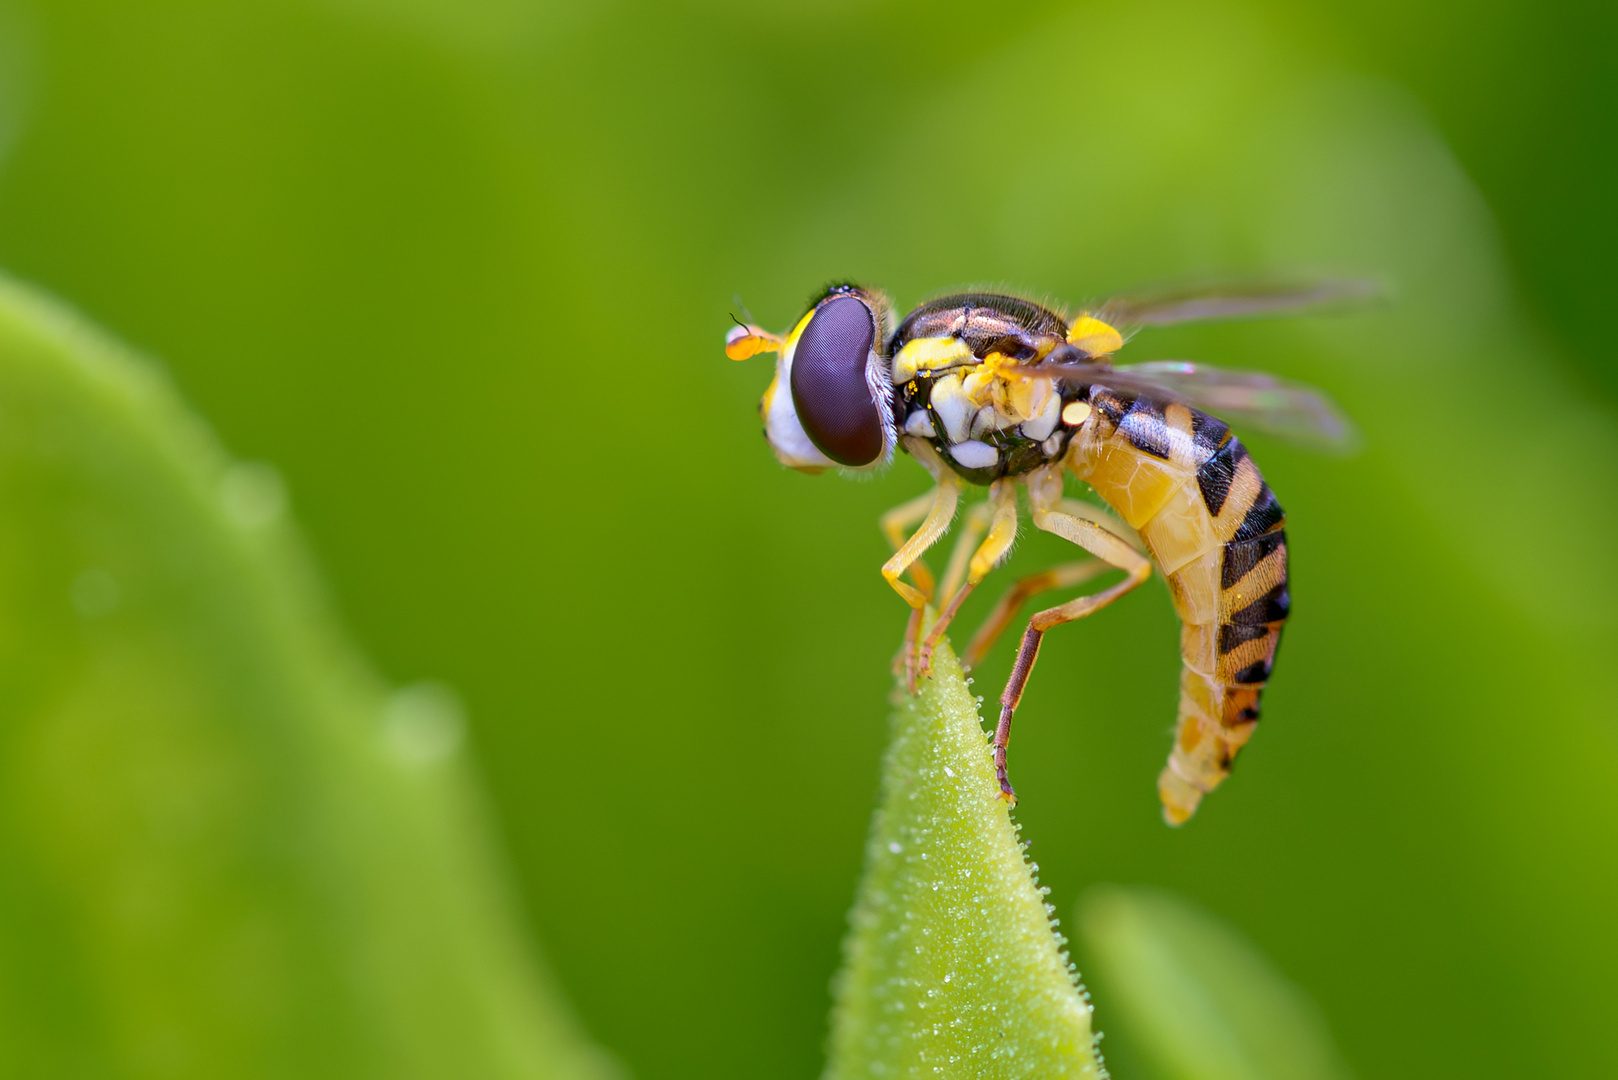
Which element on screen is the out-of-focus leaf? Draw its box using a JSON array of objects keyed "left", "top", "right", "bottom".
[
  {"left": 825, "top": 637, "right": 1103, "bottom": 1080},
  {"left": 0, "top": 273, "right": 615, "bottom": 1079},
  {"left": 1079, "top": 887, "right": 1353, "bottom": 1080}
]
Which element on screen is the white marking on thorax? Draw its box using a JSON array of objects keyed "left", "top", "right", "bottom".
[
  {"left": 930, "top": 372, "right": 973, "bottom": 444},
  {"left": 903, "top": 410, "right": 936, "bottom": 438},
  {"left": 1021, "top": 393, "right": 1063, "bottom": 441},
  {"left": 951, "top": 440, "right": 998, "bottom": 470}
]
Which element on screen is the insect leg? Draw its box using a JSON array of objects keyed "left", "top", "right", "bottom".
[
  {"left": 880, "top": 490, "right": 941, "bottom": 685},
  {"left": 991, "top": 467, "right": 1153, "bottom": 803},
  {"left": 960, "top": 559, "right": 1108, "bottom": 670},
  {"left": 906, "top": 500, "right": 992, "bottom": 682},
  {"left": 880, "top": 477, "right": 961, "bottom": 611},
  {"left": 938, "top": 500, "right": 994, "bottom": 609},
  {"left": 961, "top": 500, "right": 1141, "bottom": 667},
  {"left": 881, "top": 439, "right": 963, "bottom": 609},
  {"left": 882, "top": 485, "right": 952, "bottom": 690},
  {"left": 880, "top": 441, "right": 963, "bottom": 690},
  {"left": 1053, "top": 497, "right": 1147, "bottom": 553},
  {"left": 917, "top": 478, "right": 1018, "bottom": 678},
  {"left": 880, "top": 490, "right": 943, "bottom": 603}
]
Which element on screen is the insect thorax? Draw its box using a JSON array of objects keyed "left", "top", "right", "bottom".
[{"left": 889, "top": 293, "right": 1084, "bottom": 484}]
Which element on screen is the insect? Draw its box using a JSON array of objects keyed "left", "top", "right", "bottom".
[{"left": 725, "top": 280, "right": 1360, "bottom": 824}]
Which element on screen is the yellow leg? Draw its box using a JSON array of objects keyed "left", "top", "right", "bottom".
[
  {"left": 880, "top": 440, "right": 963, "bottom": 691},
  {"left": 960, "top": 558, "right": 1109, "bottom": 670},
  {"left": 1026, "top": 466, "right": 1152, "bottom": 579},
  {"left": 1055, "top": 497, "right": 1147, "bottom": 554},
  {"left": 880, "top": 440, "right": 961, "bottom": 610},
  {"left": 989, "top": 466, "right": 1154, "bottom": 803},
  {"left": 937, "top": 500, "right": 994, "bottom": 609},
  {"left": 918, "top": 478, "right": 1018, "bottom": 677},
  {"left": 880, "top": 490, "right": 942, "bottom": 603},
  {"left": 938, "top": 495, "right": 1113, "bottom": 612},
  {"left": 881, "top": 490, "right": 933, "bottom": 686}
]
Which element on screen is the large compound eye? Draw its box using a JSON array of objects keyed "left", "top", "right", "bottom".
[{"left": 790, "top": 295, "right": 884, "bottom": 466}]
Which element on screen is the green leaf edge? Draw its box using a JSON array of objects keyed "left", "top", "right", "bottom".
[{"left": 0, "top": 271, "right": 617, "bottom": 1078}]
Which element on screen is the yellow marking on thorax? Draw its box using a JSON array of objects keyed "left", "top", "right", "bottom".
[
  {"left": 1002, "top": 364, "right": 1053, "bottom": 421},
  {"left": 1067, "top": 315, "right": 1124, "bottom": 357},
  {"left": 929, "top": 372, "right": 974, "bottom": 442},
  {"left": 892, "top": 336, "right": 973, "bottom": 384},
  {"left": 917, "top": 344, "right": 1056, "bottom": 441}
]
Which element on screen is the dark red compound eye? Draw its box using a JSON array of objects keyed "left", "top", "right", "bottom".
[{"left": 790, "top": 295, "right": 884, "bottom": 466}]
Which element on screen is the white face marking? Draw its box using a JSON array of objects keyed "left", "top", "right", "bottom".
[
  {"left": 763, "top": 315, "right": 894, "bottom": 472},
  {"left": 950, "top": 439, "right": 998, "bottom": 470},
  {"left": 763, "top": 346, "right": 836, "bottom": 470}
]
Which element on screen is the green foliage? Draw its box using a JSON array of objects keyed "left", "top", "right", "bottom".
[
  {"left": 2, "top": 2, "right": 1618, "bottom": 1079},
  {"left": 1080, "top": 888, "right": 1353, "bottom": 1080},
  {"left": 0, "top": 275, "right": 611, "bottom": 1078},
  {"left": 827, "top": 639, "right": 1102, "bottom": 1080}
]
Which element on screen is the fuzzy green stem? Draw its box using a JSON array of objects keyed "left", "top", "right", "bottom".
[{"left": 825, "top": 635, "right": 1105, "bottom": 1079}]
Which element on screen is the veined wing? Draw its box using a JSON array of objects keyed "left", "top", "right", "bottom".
[
  {"left": 1094, "top": 277, "right": 1380, "bottom": 329},
  {"left": 1014, "top": 358, "right": 1358, "bottom": 452}
]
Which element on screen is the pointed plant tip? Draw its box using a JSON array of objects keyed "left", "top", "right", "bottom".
[
  {"left": 824, "top": 632, "right": 1106, "bottom": 1080},
  {"left": 824, "top": 632, "right": 1356, "bottom": 1080}
]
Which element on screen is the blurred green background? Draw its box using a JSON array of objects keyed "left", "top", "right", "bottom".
[{"left": 0, "top": 0, "right": 1615, "bottom": 1077}]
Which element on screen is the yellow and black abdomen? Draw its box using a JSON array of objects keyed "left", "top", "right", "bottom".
[{"left": 1066, "top": 390, "right": 1289, "bottom": 824}]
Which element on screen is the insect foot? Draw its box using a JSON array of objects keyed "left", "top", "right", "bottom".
[{"left": 915, "top": 643, "right": 938, "bottom": 681}]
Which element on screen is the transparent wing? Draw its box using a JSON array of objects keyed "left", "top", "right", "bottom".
[
  {"left": 1014, "top": 358, "right": 1358, "bottom": 452},
  {"left": 1094, "top": 277, "right": 1380, "bottom": 329}
]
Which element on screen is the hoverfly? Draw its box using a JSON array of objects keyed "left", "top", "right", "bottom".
[{"left": 726, "top": 280, "right": 1362, "bottom": 824}]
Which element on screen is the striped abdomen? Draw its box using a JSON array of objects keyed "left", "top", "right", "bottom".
[{"left": 1066, "top": 389, "right": 1289, "bottom": 824}]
